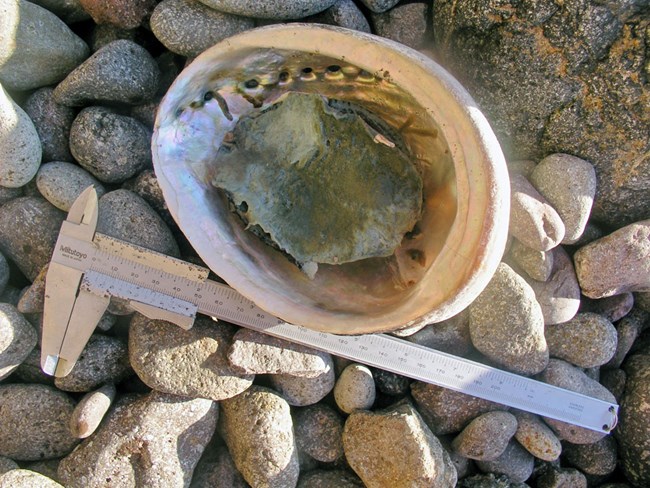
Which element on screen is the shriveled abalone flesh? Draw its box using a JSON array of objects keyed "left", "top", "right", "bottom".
[
  {"left": 210, "top": 91, "right": 423, "bottom": 276},
  {"left": 152, "top": 24, "right": 510, "bottom": 334}
]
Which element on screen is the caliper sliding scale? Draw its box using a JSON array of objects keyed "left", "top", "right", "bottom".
[{"left": 42, "top": 187, "right": 618, "bottom": 434}]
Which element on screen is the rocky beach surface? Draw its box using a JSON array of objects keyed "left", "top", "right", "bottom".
[{"left": 0, "top": 0, "right": 649, "bottom": 487}]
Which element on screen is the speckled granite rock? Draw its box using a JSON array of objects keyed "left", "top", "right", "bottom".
[
  {"left": 219, "top": 386, "right": 299, "bottom": 488},
  {"left": 0, "top": 197, "right": 65, "bottom": 281},
  {"left": 0, "top": 469, "right": 63, "bottom": 488},
  {"left": 452, "top": 411, "right": 518, "bottom": 461},
  {"left": 370, "top": 1, "right": 431, "bottom": 49},
  {"left": 334, "top": 363, "right": 376, "bottom": 413},
  {"left": 54, "top": 40, "right": 159, "bottom": 106},
  {"left": 69, "top": 383, "right": 116, "bottom": 438},
  {"left": 513, "top": 411, "right": 561, "bottom": 462},
  {"left": 358, "top": 0, "right": 400, "bottom": 14},
  {"left": 294, "top": 404, "right": 344, "bottom": 463},
  {"left": 545, "top": 313, "right": 617, "bottom": 368},
  {"left": 195, "top": 0, "right": 337, "bottom": 19},
  {"left": 58, "top": 391, "right": 217, "bottom": 488},
  {"left": 469, "top": 263, "right": 548, "bottom": 375},
  {"left": 574, "top": 220, "right": 650, "bottom": 298},
  {"left": 54, "top": 334, "right": 131, "bottom": 392},
  {"left": 411, "top": 381, "right": 506, "bottom": 435},
  {"left": 581, "top": 292, "right": 635, "bottom": 323},
  {"left": 0, "top": 303, "right": 37, "bottom": 380},
  {"left": 78, "top": 0, "right": 156, "bottom": 29},
  {"left": 306, "top": 0, "right": 370, "bottom": 32},
  {"left": 36, "top": 162, "right": 106, "bottom": 211},
  {"left": 475, "top": 440, "right": 534, "bottom": 483},
  {"left": 431, "top": 1, "right": 649, "bottom": 227},
  {"left": 0, "top": 384, "right": 78, "bottom": 461},
  {"left": 0, "top": 85, "right": 41, "bottom": 188},
  {"left": 297, "top": 469, "right": 364, "bottom": 487},
  {"left": 0, "top": 0, "right": 89, "bottom": 91},
  {"left": 151, "top": 0, "right": 254, "bottom": 58},
  {"left": 509, "top": 240, "right": 554, "bottom": 282},
  {"left": 563, "top": 435, "right": 617, "bottom": 477},
  {"left": 617, "top": 351, "right": 650, "bottom": 487},
  {"left": 270, "top": 364, "right": 335, "bottom": 406},
  {"left": 343, "top": 400, "right": 457, "bottom": 487},
  {"left": 189, "top": 441, "right": 248, "bottom": 488},
  {"left": 405, "top": 309, "right": 472, "bottom": 356},
  {"left": 129, "top": 314, "right": 253, "bottom": 401}
]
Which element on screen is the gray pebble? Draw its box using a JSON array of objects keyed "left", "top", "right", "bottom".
[
  {"left": 53, "top": 40, "right": 159, "bottom": 107},
  {"left": 605, "top": 308, "right": 647, "bottom": 369},
  {"left": 513, "top": 411, "right": 561, "bottom": 462},
  {"left": 0, "top": 0, "right": 89, "bottom": 91},
  {"left": 0, "top": 85, "right": 42, "bottom": 188},
  {"left": 270, "top": 364, "right": 335, "bottom": 406},
  {"left": 97, "top": 189, "right": 179, "bottom": 257},
  {"left": 69, "top": 107, "right": 151, "bottom": 184},
  {"left": 0, "top": 186, "right": 22, "bottom": 206},
  {"left": 306, "top": 0, "right": 371, "bottom": 32},
  {"left": 406, "top": 309, "right": 472, "bottom": 356},
  {"left": 0, "top": 303, "right": 37, "bottom": 380},
  {"left": 509, "top": 174, "right": 565, "bottom": 252},
  {"left": 509, "top": 239, "right": 554, "bottom": 282},
  {"left": 190, "top": 440, "right": 248, "bottom": 488},
  {"left": 581, "top": 292, "right": 634, "bottom": 323},
  {"left": 151, "top": 0, "right": 254, "bottom": 58},
  {"left": 526, "top": 246, "right": 581, "bottom": 325},
  {"left": 343, "top": 400, "right": 457, "bottom": 487},
  {"left": 69, "top": 383, "right": 116, "bottom": 438},
  {"left": 29, "top": 0, "right": 90, "bottom": 23},
  {"left": 358, "top": 0, "right": 400, "bottom": 13},
  {"left": 617, "top": 352, "right": 650, "bottom": 486},
  {"left": 411, "top": 381, "right": 506, "bottom": 435},
  {"left": 370, "top": 1, "right": 431, "bottom": 49},
  {"left": 228, "top": 327, "right": 332, "bottom": 377},
  {"left": 476, "top": 440, "right": 534, "bottom": 483},
  {"left": 530, "top": 154, "right": 596, "bottom": 245},
  {"left": 371, "top": 367, "right": 411, "bottom": 396},
  {"left": 0, "top": 469, "right": 63, "bottom": 488},
  {"left": 0, "top": 197, "right": 65, "bottom": 281},
  {"left": 600, "top": 368, "right": 626, "bottom": 401},
  {"left": 537, "top": 359, "right": 616, "bottom": 444},
  {"left": 563, "top": 435, "right": 617, "bottom": 476},
  {"left": 54, "top": 335, "right": 131, "bottom": 392},
  {"left": 334, "top": 363, "right": 376, "bottom": 413},
  {"left": 545, "top": 313, "right": 617, "bottom": 368},
  {"left": 469, "top": 263, "right": 549, "bottom": 375},
  {"left": 0, "top": 252, "right": 8, "bottom": 295},
  {"left": 536, "top": 467, "right": 587, "bottom": 488},
  {"left": 294, "top": 404, "right": 344, "bottom": 463},
  {"left": 0, "top": 384, "right": 78, "bottom": 461},
  {"left": 219, "top": 385, "right": 299, "bottom": 488},
  {"left": 0, "top": 456, "right": 18, "bottom": 475},
  {"left": 122, "top": 169, "right": 174, "bottom": 226},
  {"left": 58, "top": 391, "right": 217, "bottom": 488},
  {"left": 22, "top": 87, "right": 75, "bottom": 162},
  {"left": 195, "top": 0, "right": 338, "bottom": 19},
  {"left": 574, "top": 220, "right": 650, "bottom": 298},
  {"left": 452, "top": 411, "right": 518, "bottom": 461},
  {"left": 298, "top": 469, "right": 364, "bottom": 488},
  {"left": 36, "top": 162, "right": 105, "bottom": 211},
  {"left": 129, "top": 314, "right": 253, "bottom": 400}
]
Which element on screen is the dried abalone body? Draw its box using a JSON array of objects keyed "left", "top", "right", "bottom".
[{"left": 152, "top": 24, "right": 510, "bottom": 334}]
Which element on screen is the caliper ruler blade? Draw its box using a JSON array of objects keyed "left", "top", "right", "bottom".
[{"left": 42, "top": 187, "right": 619, "bottom": 434}]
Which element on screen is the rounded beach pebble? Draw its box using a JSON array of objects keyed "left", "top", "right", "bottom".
[
  {"left": 97, "top": 189, "right": 179, "bottom": 257},
  {"left": 69, "top": 383, "right": 116, "bottom": 438},
  {"left": 151, "top": 0, "right": 254, "bottom": 58},
  {"left": 58, "top": 391, "right": 217, "bottom": 488},
  {"left": 513, "top": 411, "right": 561, "bottom": 461},
  {"left": 0, "top": 197, "right": 65, "bottom": 281},
  {"left": 358, "top": 0, "right": 400, "bottom": 13},
  {"left": 0, "top": 84, "right": 41, "bottom": 188},
  {"left": 545, "top": 312, "right": 617, "bottom": 368},
  {"left": 269, "top": 364, "right": 335, "bottom": 406},
  {"left": 334, "top": 363, "right": 376, "bottom": 413},
  {"left": 53, "top": 39, "right": 159, "bottom": 106},
  {"left": 36, "top": 162, "right": 105, "bottom": 211},
  {"left": 0, "top": 0, "right": 89, "bottom": 91},
  {"left": 69, "top": 107, "right": 151, "bottom": 184},
  {"left": 78, "top": 0, "right": 156, "bottom": 29},
  {"left": 22, "top": 87, "right": 75, "bottom": 162},
  {"left": 529, "top": 153, "right": 596, "bottom": 245},
  {"left": 451, "top": 411, "right": 518, "bottom": 461},
  {"left": 370, "top": 1, "right": 431, "bottom": 49},
  {"left": 306, "top": 0, "right": 371, "bottom": 32},
  {"left": 0, "top": 469, "right": 63, "bottom": 488},
  {"left": 195, "top": 0, "right": 338, "bottom": 19},
  {"left": 129, "top": 314, "right": 253, "bottom": 401},
  {"left": 219, "top": 386, "right": 299, "bottom": 488},
  {"left": 475, "top": 440, "right": 534, "bottom": 483},
  {"left": 509, "top": 239, "right": 554, "bottom": 282},
  {"left": 343, "top": 400, "right": 457, "bottom": 487},
  {"left": 563, "top": 435, "right": 617, "bottom": 476},
  {"left": 469, "top": 263, "right": 549, "bottom": 375},
  {"left": 0, "top": 384, "right": 78, "bottom": 461},
  {"left": 294, "top": 404, "right": 344, "bottom": 463},
  {"left": 574, "top": 220, "right": 650, "bottom": 298},
  {"left": 0, "top": 303, "right": 37, "bottom": 380}
]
